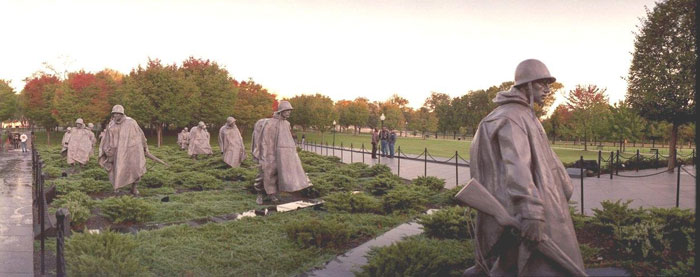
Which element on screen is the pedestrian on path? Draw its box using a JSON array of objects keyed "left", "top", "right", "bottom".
[
  {"left": 371, "top": 128, "right": 379, "bottom": 158},
  {"left": 379, "top": 127, "right": 389, "bottom": 157},
  {"left": 19, "top": 133, "right": 28, "bottom": 153},
  {"left": 388, "top": 130, "right": 396, "bottom": 158}
]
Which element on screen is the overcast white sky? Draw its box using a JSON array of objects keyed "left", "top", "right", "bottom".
[{"left": 0, "top": 0, "right": 658, "bottom": 112}]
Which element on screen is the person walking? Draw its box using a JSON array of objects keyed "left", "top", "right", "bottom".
[
  {"left": 388, "top": 130, "right": 396, "bottom": 158},
  {"left": 379, "top": 127, "right": 389, "bottom": 157},
  {"left": 371, "top": 128, "right": 379, "bottom": 159},
  {"left": 19, "top": 133, "right": 28, "bottom": 153}
]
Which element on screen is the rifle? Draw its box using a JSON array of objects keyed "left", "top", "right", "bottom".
[
  {"left": 145, "top": 149, "right": 168, "bottom": 166},
  {"left": 455, "top": 178, "right": 587, "bottom": 276}
]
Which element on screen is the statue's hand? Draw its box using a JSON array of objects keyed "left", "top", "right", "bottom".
[{"left": 521, "top": 219, "right": 545, "bottom": 244}]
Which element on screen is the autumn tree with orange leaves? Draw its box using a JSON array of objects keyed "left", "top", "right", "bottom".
[
  {"left": 565, "top": 84, "right": 610, "bottom": 151},
  {"left": 20, "top": 74, "right": 61, "bottom": 144}
]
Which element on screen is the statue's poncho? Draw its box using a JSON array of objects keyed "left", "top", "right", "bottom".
[
  {"left": 469, "top": 87, "right": 584, "bottom": 276},
  {"left": 177, "top": 130, "right": 190, "bottom": 149},
  {"left": 188, "top": 126, "right": 212, "bottom": 155},
  {"left": 87, "top": 130, "right": 96, "bottom": 156},
  {"left": 66, "top": 128, "right": 93, "bottom": 165},
  {"left": 252, "top": 113, "right": 310, "bottom": 194},
  {"left": 61, "top": 130, "right": 72, "bottom": 151},
  {"left": 99, "top": 117, "right": 148, "bottom": 190},
  {"left": 219, "top": 124, "right": 246, "bottom": 167}
]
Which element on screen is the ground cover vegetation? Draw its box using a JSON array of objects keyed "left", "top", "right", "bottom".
[{"left": 37, "top": 142, "right": 464, "bottom": 276}]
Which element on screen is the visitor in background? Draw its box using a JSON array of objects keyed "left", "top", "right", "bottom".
[
  {"left": 388, "top": 130, "right": 397, "bottom": 158},
  {"left": 20, "top": 133, "right": 28, "bottom": 153},
  {"left": 371, "top": 128, "right": 379, "bottom": 159},
  {"left": 379, "top": 127, "right": 389, "bottom": 157}
]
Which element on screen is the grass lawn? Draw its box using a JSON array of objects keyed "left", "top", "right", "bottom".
[{"left": 296, "top": 131, "right": 697, "bottom": 164}]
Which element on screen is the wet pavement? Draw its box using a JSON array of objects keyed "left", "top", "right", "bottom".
[{"left": 0, "top": 149, "right": 34, "bottom": 276}]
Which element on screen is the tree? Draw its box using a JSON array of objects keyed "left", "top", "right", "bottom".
[
  {"left": 232, "top": 79, "right": 276, "bottom": 134},
  {"left": 115, "top": 59, "right": 199, "bottom": 147},
  {"left": 605, "top": 101, "right": 645, "bottom": 151},
  {"left": 424, "top": 92, "right": 456, "bottom": 138},
  {"left": 20, "top": 74, "right": 61, "bottom": 144},
  {"left": 535, "top": 82, "right": 564, "bottom": 118},
  {"left": 543, "top": 104, "right": 573, "bottom": 144},
  {"left": 565, "top": 84, "right": 609, "bottom": 151},
  {"left": 180, "top": 57, "right": 237, "bottom": 127},
  {"left": 0, "top": 80, "right": 19, "bottom": 122},
  {"left": 347, "top": 98, "right": 370, "bottom": 134},
  {"left": 51, "top": 70, "right": 116, "bottom": 127},
  {"left": 626, "top": 0, "right": 695, "bottom": 170},
  {"left": 286, "top": 94, "right": 335, "bottom": 133},
  {"left": 379, "top": 102, "right": 405, "bottom": 130},
  {"left": 407, "top": 107, "right": 438, "bottom": 138}
]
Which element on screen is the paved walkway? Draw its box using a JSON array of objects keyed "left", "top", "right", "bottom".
[
  {"left": 0, "top": 149, "right": 34, "bottom": 277},
  {"left": 304, "top": 143, "right": 696, "bottom": 215}
]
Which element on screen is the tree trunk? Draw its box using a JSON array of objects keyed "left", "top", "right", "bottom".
[
  {"left": 47, "top": 130, "right": 51, "bottom": 146},
  {"left": 156, "top": 124, "right": 162, "bottom": 148},
  {"left": 583, "top": 134, "right": 588, "bottom": 151},
  {"left": 667, "top": 123, "right": 678, "bottom": 172}
]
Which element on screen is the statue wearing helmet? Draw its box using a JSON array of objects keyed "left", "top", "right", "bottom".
[
  {"left": 99, "top": 104, "right": 149, "bottom": 195},
  {"left": 251, "top": 101, "right": 311, "bottom": 204},
  {"left": 65, "top": 118, "right": 93, "bottom": 168},
  {"left": 464, "top": 60, "right": 585, "bottom": 276},
  {"left": 177, "top": 127, "right": 190, "bottom": 150},
  {"left": 188, "top": 121, "right": 213, "bottom": 159}
]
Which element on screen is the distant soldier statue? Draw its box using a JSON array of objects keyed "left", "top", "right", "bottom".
[
  {"left": 251, "top": 101, "right": 312, "bottom": 204},
  {"left": 87, "top": 122, "right": 97, "bottom": 156},
  {"left": 463, "top": 59, "right": 585, "bottom": 276},
  {"left": 66, "top": 118, "right": 93, "bottom": 168},
  {"left": 219, "top": 116, "right": 246, "bottom": 168},
  {"left": 188, "top": 121, "right": 213, "bottom": 159},
  {"left": 60, "top": 127, "right": 72, "bottom": 155},
  {"left": 177, "top": 127, "right": 190, "bottom": 150},
  {"left": 99, "top": 105, "right": 150, "bottom": 195}
]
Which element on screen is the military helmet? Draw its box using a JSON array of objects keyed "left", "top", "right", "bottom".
[
  {"left": 111, "top": 104, "right": 125, "bottom": 114},
  {"left": 227, "top": 116, "right": 236, "bottom": 123},
  {"left": 87, "top": 123, "right": 94, "bottom": 128},
  {"left": 514, "top": 59, "right": 556, "bottom": 86},
  {"left": 277, "top": 101, "right": 293, "bottom": 112},
  {"left": 75, "top": 118, "right": 84, "bottom": 125}
]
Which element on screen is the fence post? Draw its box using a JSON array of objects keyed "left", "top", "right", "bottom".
[
  {"left": 350, "top": 143, "right": 354, "bottom": 163},
  {"left": 615, "top": 150, "right": 620, "bottom": 175},
  {"left": 424, "top": 148, "right": 427, "bottom": 177},
  {"left": 676, "top": 163, "right": 681, "bottom": 208},
  {"left": 609, "top": 151, "right": 614, "bottom": 179},
  {"left": 655, "top": 149, "right": 659, "bottom": 169},
  {"left": 325, "top": 142, "right": 328, "bottom": 156},
  {"left": 636, "top": 149, "right": 640, "bottom": 172},
  {"left": 40, "top": 172, "right": 46, "bottom": 275},
  {"left": 455, "top": 151, "right": 459, "bottom": 186},
  {"left": 340, "top": 142, "right": 343, "bottom": 161},
  {"left": 56, "top": 208, "right": 70, "bottom": 277},
  {"left": 580, "top": 156, "right": 584, "bottom": 215},
  {"left": 597, "top": 150, "right": 602, "bottom": 178},
  {"left": 332, "top": 140, "right": 335, "bottom": 156},
  {"left": 362, "top": 143, "right": 365, "bottom": 164},
  {"left": 397, "top": 146, "right": 401, "bottom": 177}
]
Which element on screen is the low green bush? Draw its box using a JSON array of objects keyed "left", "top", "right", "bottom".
[
  {"left": 66, "top": 230, "right": 150, "bottom": 276},
  {"left": 358, "top": 236, "right": 474, "bottom": 277},
  {"left": 363, "top": 164, "right": 391, "bottom": 177},
  {"left": 418, "top": 206, "right": 475, "bottom": 240},
  {"left": 53, "top": 191, "right": 93, "bottom": 209},
  {"left": 303, "top": 173, "right": 356, "bottom": 198},
  {"left": 323, "top": 192, "right": 382, "bottom": 214},
  {"left": 98, "top": 196, "right": 155, "bottom": 224},
  {"left": 382, "top": 185, "right": 430, "bottom": 214},
  {"left": 365, "top": 173, "right": 401, "bottom": 196},
  {"left": 285, "top": 218, "right": 351, "bottom": 249},
  {"left": 78, "top": 178, "right": 112, "bottom": 194},
  {"left": 176, "top": 172, "right": 222, "bottom": 190},
  {"left": 78, "top": 168, "right": 109, "bottom": 181},
  {"left": 60, "top": 200, "right": 92, "bottom": 228},
  {"left": 411, "top": 176, "right": 445, "bottom": 191},
  {"left": 646, "top": 207, "right": 695, "bottom": 251},
  {"left": 51, "top": 178, "right": 81, "bottom": 195},
  {"left": 140, "top": 170, "right": 175, "bottom": 188},
  {"left": 43, "top": 165, "right": 63, "bottom": 178},
  {"left": 430, "top": 186, "right": 462, "bottom": 207}
]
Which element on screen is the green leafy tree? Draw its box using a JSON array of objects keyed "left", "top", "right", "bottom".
[
  {"left": 379, "top": 102, "right": 405, "bottom": 130},
  {"left": 565, "top": 84, "right": 609, "bottom": 151},
  {"left": 180, "top": 57, "right": 237, "bottom": 127},
  {"left": 605, "top": 101, "right": 646, "bottom": 151},
  {"left": 20, "top": 74, "right": 61, "bottom": 144},
  {"left": 543, "top": 104, "right": 574, "bottom": 144},
  {"left": 115, "top": 59, "right": 199, "bottom": 147},
  {"left": 232, "top": 79, "right": 276, "bottom": 134},
  {"left": 287, "top": 94, "right": 335, "bottom": 133},
  {"left": 424, "top": 92, "right": 457, "bottom": 138},
  {"left": 626, "top": 0, "right": 696, "bottom": 170},
  {"left": 0, "top": 80, "right": 19, "bottom": 122},
  {"left": 347, "top": 98, "right": 370, "bottom": 134}
]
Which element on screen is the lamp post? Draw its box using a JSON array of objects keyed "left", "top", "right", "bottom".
[
  {"left": 380, "top": 113, "right": 385, "bottom": 130},
  {"left": 332, "top": 120, "right": 336, "bottom": 147}
]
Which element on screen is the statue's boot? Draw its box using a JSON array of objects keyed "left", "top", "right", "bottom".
[
  {"left": 256, "top": 194, "right": 263, "bottom": 205},
  {"left": 131, "top": 183, "right": 140, "bottom": 196},
  {"left": 269, "top": 194, "right": 280, "bottom": 203},
  {"left": 462, "top": 265, "right": 486, "bottom": 277}
]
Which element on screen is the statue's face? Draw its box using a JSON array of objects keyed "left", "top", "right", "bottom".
[
  {"left": 281, "top": 110, "right": 292, "bottom": 119},
  {"left": 112, "top": 113, "right": 125, "bottom": 123},
  {"left": 76, "top": 123, "right": 84, "bottom": 129},
  {"left": 531, "top": 81, "right": 550, "bottom": 105}
]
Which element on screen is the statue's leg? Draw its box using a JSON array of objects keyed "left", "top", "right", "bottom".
[
  {"left": 253, "top": 165, "right": 265, "bottom": 205},
  {"left": 131, "top": 178, "right": 140, "bottom": 196}
]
